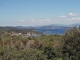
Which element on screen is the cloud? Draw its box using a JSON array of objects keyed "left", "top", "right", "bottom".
[
  {"left": 29, "top": 18, "right": 52, "bottom": 23},
  {"left": 17, "top": 16, "right": 80, "bottom": 26},
  {"left": 59, "top": 16, "right": 67, "bottom": 18},
  {"left": 44, "top": 19, "right": 50, "bottom": 20},
  {"left": 44, "top": 19, "right": 51, "bottom": 22},
  {"left": 31, "top": 19, "right": 36, "bottom": 22},
  {"left": 69, "top": 13, "right": 77, "bottom": 16},
  {"left": 20, "top": 20, "right": 26, "bottom": 22},
  {"left": 72, "top": 18, "right": 80, "bottom": 20}
]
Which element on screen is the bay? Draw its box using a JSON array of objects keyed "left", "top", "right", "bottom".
[{"left": 36, "top": 28, "right": 69, "bottom": 35}]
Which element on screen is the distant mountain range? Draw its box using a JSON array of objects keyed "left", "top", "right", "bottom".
[
  {"left": 32, "top": 23, "right": 80, "bottom": 29},
  {"left": 66, "top": 23, "right": 80, "bottom": 27},
  {"left": 1, "top": 23, "right": 80, "bottom": 29}
]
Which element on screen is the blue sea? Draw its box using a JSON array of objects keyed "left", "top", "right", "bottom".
[{"left": 36, "top": 28, "right": 69, "bottom": 35}]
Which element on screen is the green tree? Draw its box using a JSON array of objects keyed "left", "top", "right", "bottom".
[
  {"left": 43, "top": 46, "right": 56, "bottom": 59},
  {"left": 62, "top": 27, "right": 80, "bottom": 60}
]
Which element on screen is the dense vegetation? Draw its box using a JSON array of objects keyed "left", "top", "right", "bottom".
[{"left": 0, "top": 27, "right": 80, "bottom": 60}]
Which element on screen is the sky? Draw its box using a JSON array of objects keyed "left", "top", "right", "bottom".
[{"left": 0, "top": 0, "right": 80, "bottom": 26}]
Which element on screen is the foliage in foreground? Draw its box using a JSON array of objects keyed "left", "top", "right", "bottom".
[{"left": 0, "top": 27, "right": 80, "bottom": 60}]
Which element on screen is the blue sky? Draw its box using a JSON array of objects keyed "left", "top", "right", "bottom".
[{"left": 0, "top": 0, "right": 80, "bottom": 26}]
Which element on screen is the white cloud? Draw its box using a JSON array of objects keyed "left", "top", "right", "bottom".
[
  {"left": 59, "top": 16, "right": 67, "bottom": 18},
  {"left": 31, "top": 20, "right": 36, "bottom": 22},
  {"left": 17, "top": 16, "right": 80, "bottom": 26},
  {"left": 30, "top": 19, "right": 36, "bottom": 22},
  {"left": 30, "top": 19, "right": 43, "bottom": 23},
  {"left": 69, "top": 13, "right": 77, "bottom": 16},
  {"left": 20, "top": 20, "right": 26, "bottom": 22},
  {"left": 29, "top": 19, "right": 52, "bottom": 23},
  {"left": 44, "top": 19, "right": 51, "bottom": 22},
  {"left": 72, "top": 18, "right": 80, "bottom": 20},
  {"left": 44, "top": 19, "right": 50, "bottom": 20}
]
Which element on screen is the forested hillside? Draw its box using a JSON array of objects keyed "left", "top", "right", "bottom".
[
  {"left": 0, "top": 27, "right": 42, "bottom": 35},
  {"left": 0, "top": 27, "right": 80, "bottom": 60}
]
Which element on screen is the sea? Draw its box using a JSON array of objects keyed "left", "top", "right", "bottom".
[{"left": 36, "top": 28, "right": 69, "bottom": 35}]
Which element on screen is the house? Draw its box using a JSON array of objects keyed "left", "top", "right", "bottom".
[
  {"left": 22, "top": 32, "right": 34, "bottom": 37},
  {"left": 10, "top": 32, "right": 22, "bottom": 36},
  {"left": 10, "top": 31, "right": 41, "bottom": 37}
]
